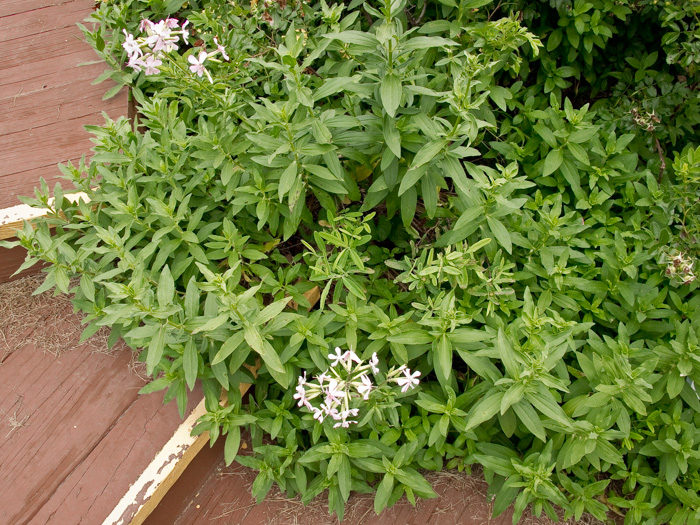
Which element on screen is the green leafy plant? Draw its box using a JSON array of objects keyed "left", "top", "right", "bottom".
[{"left": 3, "top": 0, "right": 700, "bottom": 522}]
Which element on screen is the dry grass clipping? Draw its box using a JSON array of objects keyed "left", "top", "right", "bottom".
[{"left": 0, "top": 274, "right": 110, "bottom": 360}]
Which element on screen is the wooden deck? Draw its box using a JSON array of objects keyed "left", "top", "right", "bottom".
[
  {"left": 0, "top": 0, "right": 127, "bottom": 210},
  {"left": 0, "top": 0, "right": 127, "bottom": 281},
  {"left": 0, "top": 276, "right": 204, "bottom": 525}
]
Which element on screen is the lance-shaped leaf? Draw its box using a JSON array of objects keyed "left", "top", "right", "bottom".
[{"left": 381, "top": 73, "right": 402, "bottom": 117}]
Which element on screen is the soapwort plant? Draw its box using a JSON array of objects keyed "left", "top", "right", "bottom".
[
  {"left": 295, "top": 347, "right": 420, "bottom": 429},
  {"left": 5, "top": 0, "right": 700, "bottom": 522}
]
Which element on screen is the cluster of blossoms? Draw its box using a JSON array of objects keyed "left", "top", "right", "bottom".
[
  {"left": 293, "top": 348, "right": 421, "bottom": 429},
  {"left": 630, "top": 107, "right": 661, "bottom": 132},
  {"left": 664, "top": 250, "right": 697, "bottom": 285},
  {"left": 122, "top": 19, "right": 228, "bottom": 82}
]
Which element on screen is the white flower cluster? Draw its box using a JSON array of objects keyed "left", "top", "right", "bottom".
[
  {"left": 122, "top": 19, "right": 228, "bottom": 82},
  {"left": 665, "top": 251, "right": 697, "bottom": 285},
  {"left": 293, "top": 348, "right": 420, "bottom": 429}
]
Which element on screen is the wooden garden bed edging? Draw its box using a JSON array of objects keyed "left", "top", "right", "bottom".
[
  {"left": 0, "top": 191, "right": 90, "bottom": 241},
  {"left": 107, "top": 287, "right": 320, "bottom": 524},
  {"left": 1, "top": 192, "right": 324, "bottom": 524}
]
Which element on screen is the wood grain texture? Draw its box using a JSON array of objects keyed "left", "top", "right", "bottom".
[
  {"left": 0, "top": 339, "right": 145, "bottom": 525},
  {"left": 0, "top": 241, "right": 45, "bottom": 283},
  {"left": 0, "top": 0, "right": 88, "bottom": 43},
  {"left": 0, "top": 0, "right": 127, "bottom": 210},
  {"left": 0, "top": 278, "right": 206, "bottom": 525},
  {"left": 105, "top": 400, "right": 212, "bottom": 525},
  {"left": 0, "top": 0, "right": 75, "bottom": 18},
  {"left": 32, "top": 385, "right": 204, "bottom": 525}
]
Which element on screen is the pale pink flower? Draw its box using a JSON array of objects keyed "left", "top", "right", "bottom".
[
  {"left": 293, "top": 384, "right": 308, "bottom": 407},
  {"left": 214, "top": 36, "right": 230, "bottom": 61},
  {"left": 128, "top": 54, "right": 146, "bottom": 72},
  {"left": 343, "top": 350, "right": 361, "bottom": 366},
  {"left": 328, "top": 347, "right": 344, "bottom": 367},
  {"left": 320, "top": 401, "right": 339, "bottom": 420},
  {"left": 122, "top": 30, "right": 141, "bottom": 58},
  {"left": 369, "top": 352, "right": 379, "bottom": 374},
  {"left": 145, "top": 20, "right": 179, "bottom": 53},
  {"left": 324, "top": 378, "right": 345, "bottom": 403},
  {"left": 142, "top": 54, "right": 162, "bottom": 76},
  {"left": 356, "top": 374, "right": 373, "bottom": 400},
  {"left": 333, "top": 419, "right": 358, "bottom": 429},
  {"left": 396, "top": 369, "right": 421, "bottom": 393},
  {"left": 165, "top": 17, "right": 180, "bottom": 29},
  {"left": 180, "top": 20, "right": 190, "bottom": 44},
  {"left": 188, "top": 51, "right": 213, "bottom": 82},
  {"left": 342, "top": 408, "right": 359, "bottom": 418},
  {"left": 139, "top": 19, "right": 152, "bottom": 32},
  {"left": 312, "top": 407, "right": 324, "bottom": 422}
]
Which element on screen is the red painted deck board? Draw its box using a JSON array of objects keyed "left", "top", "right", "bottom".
[
  {"left": 32, "top": 383, "right": 203, "bottom": 525},
  {"left": 0, "top": 335, "right": 144, "bottom": 524},
  {"left": 0, "top": 0, "right": 88, "bottom": 43},
  {"left": 0, "top": 0, "right": 76, "bottom": 19},
  {"left": 0, "top": 0, "right": 128, "bottom": 282},
  {"left": 0, "top": 0, "right": 127, "bottom": 204},
  {"left": 0, "top": 277, "right": 201, "bottom": 524}
]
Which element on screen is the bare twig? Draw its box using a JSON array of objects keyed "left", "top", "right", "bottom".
[
  {"left": 363, "top": 6, "right": 372, "bottom": 26},
  {"left": 1, "top": 396, "right": 30, "bottom": 439},
  {"left": 405, "top": 1, "right": 428, "bottom": 27},
  {"left": 488, "top": 0, "right": 504, "bottom": 21},
  {"left": 654, "top": 135, "right": 666, "bottom": 183}
]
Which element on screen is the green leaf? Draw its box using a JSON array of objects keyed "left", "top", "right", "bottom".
[
  {"left": 512, "top": 401, "right": 546, "bottom": 442},
  {"left": 434, "top": 334, "right": 452, "bottom": 385},
  {"left": 454, "top": 206, "right": 484, "bottom": 230},
  {"left": 400, "top": 187, "right": 417, "bottom": 228},
  {"left": 278, "top": 161, "right": 298, "bottom": 200},
  {"left": 324, "top": 31, "right": 379, "bottom": 47},
  {"left": 395, "top": 467, "right": 437, "bottom": 497},
  {"left": 387, "top": 329, "right": 433, "bottom": 344},
  {"left": 157, "top": 265, "right": 175, "bottom": 307},
  {"left": 305, "top": 164, "right": 340, "bottom": 181},
  {"left": 501, "top": 383, "right": 526, "bottom": 415},
  {"left": 534, "top": 123, "right": 558, "bottom": 149},
  {"left": 465, "top": 391, "right": 504, "bottom": 430},
  {"left": 255, "top": 297, "right": 292, "bottom": 326},
  {"left": 192, "top": 313, "right": 230, "bottom": 334},
  {"left": 383, "top": 115, "right": 401, "bottom": 158},
  {"left": 374, "top": 473, "right": 395, "bottom": 514},
  {"left": 314, "top": 77, "right": 358, "bottom": 100},
  {"left": 212, "top": 331, "right": 246, "bottom": 365},
  {"left": 146, "top": 324, "right": 166, "bottom": 375},
  {"left": 184, "top": 277, "right": 199, "bottom": 317},
  {"left": 91, "top": 152, "right": 128, "bottom": 164},
  {"left": 224, "top": 426, "right": 241, "bottom": 466},
  {"left": 381, "top": 73, "right": 402, "bottom": 118},
  {"left": 398, "top": 165, "right": 428, "bottom": 196},
  {"left": 402, "top": 36, "right": 457, "bottom": 50},
  {"left": 568, "top": 126, "right": 599, "bottom": 144},
  {"left": 486, "top": 216, "right": 512, "bottom": 254},
  {"left": 567, "top": 143, "right": 590, "bottom": 165},
  {"left": 245, "top": 327, "right": 288, "bottom": 386},
  {"left": 183, "top": 338, "right": 198, "bottom": 390},
  {"left": 489, "top": 86, "right": 512, "bottom": 111},
  {"left": 410, "top": 139, "right": 448, "bottom": 171},
  {"left": 543, "top": 148, "right": 564, "bottom": 176}
]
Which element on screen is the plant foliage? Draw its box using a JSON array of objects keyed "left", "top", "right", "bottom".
[{"left": 4, "top": 0, "right": 700, "bottom": 522}]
